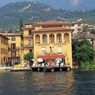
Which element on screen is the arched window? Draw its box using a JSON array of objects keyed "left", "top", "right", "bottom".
[
  {"left": 35, "top": 35, "right": 40, "bottom": 44},
  {"left": 57, "top": 33, "right": 62, "bottom": 43},
  {"left": 49, "top": 34, "right": 55, "bottom": 43},
  {"left": 42, "top": 34, "right": 47, "bottom": 44},
  {"left": 64, "top": 33, "right": 69, "bottom": 43}
]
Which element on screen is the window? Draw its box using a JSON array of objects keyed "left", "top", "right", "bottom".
[
  {"left": 4, "top": 57, "right": 6, "bottom": 61},
  {"left": 29, "top": 39, "right": 32, "bottom": 46},
  {"left": 11, "top": 52, "right": 16, "bottom": 57},
  {"left": 5, "top": 40, "right": 8, "bottom": 45},
  {"left": 42, "top": 48, "right": 46, "bottom": 55},
  {"left": 49, "top": 34, "right": 55, "bottom": 43},
  {"left": 1, "top": 58, "right": 3, "bottom": 63},
  {"left": 64, "top": 33, "right": 69, "bottom": 43},
  {"left": 11, "top": 36, "right": 16, "bottom": 41},
  {"left": 1, "top": 48, "right": 3, "bottom": 54},
  {"left": 1, "top": 38, "right": 4, "bottom": 44},
  {"left": 29, "top": 30, "right": 32, "bottom": 35},
  {"left": 58, "top": 46, "right": 62, "bottom": 54},
  {"left": 42, "top": 34, "right": 47, "bottom": 44},
  {"left": 35, "top": 35, "right": 40, "bottom": 44},
  {"left": 6, "top": 50, "right": 7, "bottom": 54},
  {"left": 11, "top": 43, "right": 16, "bottom": 49},
  {"left": 57, "top": 34, "right": 62, "bottom": 43},
  {"left": 29, "top": 49, "right": 32, "bottom": 52}
]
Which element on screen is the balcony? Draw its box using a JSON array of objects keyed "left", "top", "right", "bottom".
[
  {"left": 24, "top": 44, "right": 33, "bottom": 48},
  {"left": 23, "top": 35, "right": 33, "bottom": 38},
  {"left": 8, "top": 47, "right": 20, "bottom": 51}
]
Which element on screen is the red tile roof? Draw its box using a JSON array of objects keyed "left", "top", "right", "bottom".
[
  {"left": 0, "top": 33, "right": 9, "bottom": 39},
  {"left": 22, "top": 20, "right": 72, "bottom": 31},
  {"left": 33, "top": 27, "right": 74, "bottom": 32}
]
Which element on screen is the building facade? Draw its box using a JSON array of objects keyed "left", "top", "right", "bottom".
[
  {"left": 2, "top": 33, "right": 23, "bottom": 65},
  {"left": 22, "top": 26, "right": 33, "bottom": 57},
  {"left": 0, "top": 34, "right": 8, "bottom": 65},
  {"left": 22, "top": 21, "right": 73, "bottom": 68},
  {"left": 0, "top": 21, "right": 73, "bottom": 68}
]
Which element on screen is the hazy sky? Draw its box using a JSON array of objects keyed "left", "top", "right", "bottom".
[{"left": 0, "top": 0, "right": 95, "bottom": 10}]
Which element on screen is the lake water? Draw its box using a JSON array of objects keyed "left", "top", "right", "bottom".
[{"left": 0, "top": 70, "right": 95, "bottom": 95}]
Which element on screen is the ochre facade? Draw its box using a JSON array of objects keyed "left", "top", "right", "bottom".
[
  {"left": 0, "top": 21, "right": 73, "bottom": 68},
  {"left": 22, "top": 21, "right": 73, "bottom": 68},
  {"left": 0, "top": 34, "right": 8, "bottom": 65},
  {"left": 1, "top": 33, "right": 22, "bottom": 65}
]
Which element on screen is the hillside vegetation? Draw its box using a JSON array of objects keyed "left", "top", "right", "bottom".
[{"left": 0, "top": 1, "right": 95, "bottom": 30}]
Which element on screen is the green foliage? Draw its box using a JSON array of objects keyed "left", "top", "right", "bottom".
[
  {"left": 20, "top": 18, "right": 23, "bottom": 31},
  {"left": 73, "top": 39, "right": 95, "bottom": 63},
  {"left": 24, "top": 52, "right": 33, "bottom": 62},
  {"left": 15, "top": 29, "right": 20, "bottom": 33},
  {"left": 80, "top": 61, "right": 95, "bottom": 70},
  {"left": 73, "top": 39, "right": 95, "bottom": 70},
  {"left": 9, "top": 27, "right": 12, "bottom": 32},
  {"left": 1, "top": 2, "right": 95, "bottom": 30},
  {"left": 91, "top": 29, "right": 95, "bottom": 34}
]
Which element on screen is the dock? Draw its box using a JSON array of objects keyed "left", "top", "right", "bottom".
[
  {"left": 10, "top": 66, "right": 71, "bottom": 72},
  {"left": 31, "top": 66, "right": 71, "bottom": 72}
]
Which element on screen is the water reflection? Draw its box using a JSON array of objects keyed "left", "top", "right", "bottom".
[
  {"left": 0, "top": 71, "right": 94, "bottom": 95},
  {"left": 30, "top": 71, "right": 75, "bottom": 95}
]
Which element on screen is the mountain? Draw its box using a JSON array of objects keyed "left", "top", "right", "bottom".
[
  {"left": 0, "top": 0, "right": 95, "bottom": 11},
  {"left": 0, "top": 1, "right": 67, "bottom": 30},
  {"left": 0, "top": 1, "right": 95, "bottom": 31}
]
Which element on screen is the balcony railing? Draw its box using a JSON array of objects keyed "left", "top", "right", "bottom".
[
  {"left": 8, "top": 47, "right": 20, "bottom": 51},
  {"left": 24, "top": 44, "right": 33, "bottom": 48},
  {"left": 23, "top": 35, "right": 33, "bottom": 38}
]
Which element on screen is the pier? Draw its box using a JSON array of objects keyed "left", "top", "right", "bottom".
[
  {"left": 31, "top": 66, "right": 71, "bottom": 72},
  {"left": 10, "top": 66, "right": 71, "bottom": 72}
]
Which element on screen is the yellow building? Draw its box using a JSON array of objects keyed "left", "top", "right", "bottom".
[
  {"left": 22, "top": 25, "right": 33, "bottom": 56},
  {"left": 22, "top": 21, "right": 73, "bottom": 68},
  {"left": 2, "top": 32, "right": 23, "bottom": 65},
  {"left": 0, "top": 33, "right": 8, "bottom": 65},
  {"left": 0, "top": 20, "right": 73, "bottom": 68}
]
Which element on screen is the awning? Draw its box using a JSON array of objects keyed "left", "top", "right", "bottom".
[{"left": 37, "top": 55, "right": 65, "bottom": 60}]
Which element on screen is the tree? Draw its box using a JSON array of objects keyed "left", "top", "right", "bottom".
[
  {"left": 20, "top": 18, "right": 23, "bottom": 31},
  {"left": 24, "top": 52, "right": 33, "bottom": 66},
  {"left": 73, "top": 39, "right": 95, "bottom": 64},
  {"left": 91, "top": 29, "right": 95, "bottom": 34},
  {"left": 9, "top": 26, "right": 12, "bottom": 32}
]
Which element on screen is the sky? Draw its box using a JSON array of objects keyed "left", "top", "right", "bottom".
[{"left": 0, "top": 0, "right": 95, "bottom": 10}]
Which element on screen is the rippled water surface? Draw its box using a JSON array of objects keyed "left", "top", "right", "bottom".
[{"left": 0, "top": 70, "right": 95, "bottom": 95}]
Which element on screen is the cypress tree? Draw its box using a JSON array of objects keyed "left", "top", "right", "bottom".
[{"left": 20, "top": 18, "right": 23, "bottom": 31}]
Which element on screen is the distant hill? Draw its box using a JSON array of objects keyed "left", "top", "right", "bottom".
[{"left": 0, "top": 1, "right": 95, "bottom": 31}]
